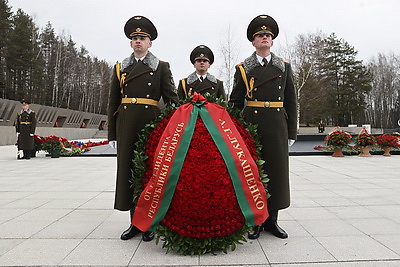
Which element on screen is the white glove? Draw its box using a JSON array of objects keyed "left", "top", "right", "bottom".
[
  {"left": 109, "top": 140, "right": 117, "bottom": 150},
  {"left": 30, "top": 134, "right": 34, "bottom": 137},
  {"left": 16, "top": 132, "right": 20, "bottom": 136},
  {"left": 288, "top": 139, "right": 295, "bottom": 147}
]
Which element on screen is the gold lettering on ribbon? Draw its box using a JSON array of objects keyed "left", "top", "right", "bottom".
[
  {"left": 219, "top": 119, "right": 265, "bottom": 210},
  {"left": 146, "top": 122, "right": 186, "bottom": 219}
]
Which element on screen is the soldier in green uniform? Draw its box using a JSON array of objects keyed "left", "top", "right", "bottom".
[
  {"left": 15, "top": 99, "right": 37, "bottom": 160},
  {"left": 107, "top": 15, "right": 178, "bottom": 241},
  {"left": 177, "top": 45, "right": 226, "bottom": 100},
  {"left": 229, "top": 14, "right": 297, "bottom": 239}
]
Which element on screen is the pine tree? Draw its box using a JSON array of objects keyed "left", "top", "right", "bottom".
[
  {"left": 1, "top": 4, "right": 113, "bottom": 115},
  {"left": 6, "top": 9, "right": 40, "bottom": 101},
  {"left": 0, "top": 0, "right": 12, "bottom": 98},
  {"left": 315, "top": 33, "right": 372, "bottom": 126},
  {"left": 38, "top": 21, "right": 57, "bottom": 105}
]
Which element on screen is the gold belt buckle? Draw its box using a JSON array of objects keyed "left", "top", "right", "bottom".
[
  {"left": 264, "top": 101, "right": 270, "bottom": 108},
  {"left": 131, "top": 98, "right": 137, "bottom": 104}
]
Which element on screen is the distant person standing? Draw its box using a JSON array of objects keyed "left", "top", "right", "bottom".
[
  {"left": 177, "top": 45, "right": 226, "bottom": 100},
  {"left": 229, "top": 14, "right": 297, "bottom": 239},
  {"left": 318, "top": 119, "right": 325, "bottom": 133},
  {"left": 107, "top": 16, "right": 178, "bottom": 242},
  {"left": 15, "top": 99, "right": 37, "bottom": 159}
]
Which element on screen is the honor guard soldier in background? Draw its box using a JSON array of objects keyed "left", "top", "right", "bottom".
[
  {"left": 107, "top": 16, "right": 178, "bottom": 242},
  {"left": 229, "top": 14, "right": 297, "bottom": 239},
  {"left": 15, "top": 99, "right": 37, "bottom": 159},
  {"left": 318, "top": 119, "right": 325, "bottom": 133},
  {"left": 177, "top": 45, "right": 226, "bottom": 100}
]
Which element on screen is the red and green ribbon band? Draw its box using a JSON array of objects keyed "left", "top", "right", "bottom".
[{"left": 132, "top": 93, "right": 268, "bottom": 232}]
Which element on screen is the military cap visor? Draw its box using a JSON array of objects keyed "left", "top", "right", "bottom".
[
  {"left": 247, "top": 14, "right": 279, "bottom": 41},
  {"left": 124, "top": 16, "right": 158, "bottom": 40},
  {"left": 190, "top": 45, "right": 214, "bottom": 65},
  {"left": 20, "top": 99, "right": 30, "bottom": 104},
  {"left": 194, "top": 56, "right": 210, "bottom": 62}
]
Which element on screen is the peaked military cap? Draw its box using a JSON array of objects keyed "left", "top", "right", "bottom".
[
  {"left": 247, "top": 14, "right": 279, "bottom": 41},
  {"left": 124, "top": 16, "right": 158, "bottom": 40},
  {"left": 20, "top": 99, "right": 30, "bottom": 104},
  {"left": 190, "top": 45, "right": 214, "bottom": 65}
]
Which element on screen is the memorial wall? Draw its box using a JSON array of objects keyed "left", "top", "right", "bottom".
[{"left": 0, "top": 98, "right": 108, "bottom": 145}]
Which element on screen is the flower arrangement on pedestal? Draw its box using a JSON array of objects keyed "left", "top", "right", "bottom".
[
  {"left": 376, "top": 134, "right": 399, "bottom": 156},
  {"left": 376, "top": 134, "right": 399, "bottom": 148},
  {"left": 355, "top": 129, "right": 375, "bottom": 147},
  {"left": 324, "top": 127, "right": 352, "bottom": 156},
  {"left": 131, "top": 93, "right": 268, "bottom": 255},
  {"left": 355, "top": 128, "right": 375, "bottom": 157},
  {"left": 325, "top": 127, "right": 352, "bottom": 148}
]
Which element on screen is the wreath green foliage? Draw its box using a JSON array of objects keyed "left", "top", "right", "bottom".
[
  {"left": 155, "top": 224, "right": 251, "bottom": 255},
  {"left": 131, "top": 93, "right": 268, "bottom": 255}
]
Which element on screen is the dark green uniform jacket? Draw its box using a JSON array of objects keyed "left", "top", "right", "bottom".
[
  {"left": 177, "top": 72, "right": 226, "bottom": 100},
  {"left": 16, "top": 109, "right": 36, "bottom": 150},
  {"left": 229, "top": 52, "right": 297, "bottom": 211},
  {"left": 108, "top": 52, "right": 178, "bottom": 211}
]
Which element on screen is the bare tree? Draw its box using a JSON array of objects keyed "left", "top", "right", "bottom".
[
  {"left": 366, "top": 53, "right": 400, "bottom": 128},
  {"left": 218, "top": 25, "right": 239, "bottom": 98},
  {"left": 290, "top": 32, "right": 326, "bottom": 126}
]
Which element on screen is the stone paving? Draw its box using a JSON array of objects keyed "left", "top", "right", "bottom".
[{"left": 0, "top": 144, "right": 400, "bottom": 266}]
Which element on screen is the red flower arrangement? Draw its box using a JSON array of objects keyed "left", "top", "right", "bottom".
[
  {"left": 132, "top": 96, "right": 267, "bottom": 255},
  {"left": 325, "top": 127, "right": 352, "bottom": 148},
  {"left": 145, "top": 116, "right": 259, "bottom": 239},
  {"left": 355, "top": 129, "right": 375, "bottom": 147},
  {"left": 376, "top": 134, "right": 399, "bottom": 148},
  {"left": 33, "top": 134, "right": 109, "bottom": 155},
  {"left": 68, "top": 140, "right": 109, "bottom": 149},
  {"left": 41, "top": 135, "right": 65, "bottom": 153},
  {"left": 33, "top": 134, "right": 45, "bottom": 151}
]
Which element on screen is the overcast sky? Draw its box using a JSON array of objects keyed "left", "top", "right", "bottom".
[{"left": 7, "top": 0, "right": 400, "bottom": 83}]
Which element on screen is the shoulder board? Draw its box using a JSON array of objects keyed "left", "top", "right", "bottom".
[{"left": 235, "top": 62, "right": 244, "bottom": 67}]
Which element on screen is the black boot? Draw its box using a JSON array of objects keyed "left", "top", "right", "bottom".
[
  {"left": 263, "top": 210, "right": 288, "bottom": 239},
  {"left": 248, "top": 225, "right": 263, "bottom": 239},
  {"left": 121, "top": 225, "right": 141, "bottom": 240},
  {"left": 120, "top": 209, "right": 141, "bottom": 240},
  {"left": 23, "top": 150, "right": 31, "bottom": 159},
  {"left": 142, "top": 231, "right": 155, "bottom": 242}
]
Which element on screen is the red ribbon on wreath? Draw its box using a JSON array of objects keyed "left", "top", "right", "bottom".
[{"left": 132, "top": 93, "right": 268, "bottom": 232}]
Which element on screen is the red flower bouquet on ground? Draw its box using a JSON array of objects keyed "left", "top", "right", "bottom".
[
  {"left": 132, "top": 94, "right": 268, "bottom": 255},
  {"left": 33, "top": 135, "right": 45, "bottom": 152},
  {"left": 41, "top": 135, "right": 64, "bottom": 153}
]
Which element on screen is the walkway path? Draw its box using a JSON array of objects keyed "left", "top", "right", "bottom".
[{"left": 0, "top": 145, "right": 399, "bottom": 266}]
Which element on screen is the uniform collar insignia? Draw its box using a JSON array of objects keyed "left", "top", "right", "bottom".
[
  {"left": 187, "top": 72, "right": 217, "bottom": 84},
  {"left": 121, "top": 51, "right": 160, "bottom": 71},
  {"left": 142, "top": 51, "right": 160, "bottom": 71},
  {"left": 206, "top": 73, "right": 217, "bottom": 83},
  {"left": 243, "top": 52, "right": 285, "bottom": 73},
  {"left": 20, "top": 109, "right": 32, "bottom": 114},
  {"left": 270, "top": 53, "right": 285, "bottom": 72},
  {"left": 186, "top": 72, "right": 198, "bottom": 84}
]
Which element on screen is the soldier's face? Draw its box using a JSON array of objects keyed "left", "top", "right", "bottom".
[
  {"left": 130, "top": 36, "right": 152, "bottom": 53},
  {"left": 22, "top": 104, "right": 29, "bottom": 110},
  {"left": 252, "top": 33, "right": 273, "bottom": 50},
  {"left": 194, "top": 59, "right": 210, "bottom": 73}
]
